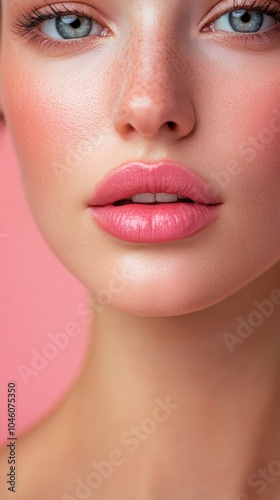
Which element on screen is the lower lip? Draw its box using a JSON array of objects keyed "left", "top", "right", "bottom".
[{"left": 89, "top": 202, "right": 222, "bottom": 244}]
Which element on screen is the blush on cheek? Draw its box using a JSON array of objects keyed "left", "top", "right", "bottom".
[
  {"left": 239, "top": 98, "right": 280, "bottom": 185},
  {"left": 234, "top": 82, "right": 280, "bottom": 159},
  {"left": 2, "top": 52, "right": 110, "bottom": 198},
  {"left": 3, "top": 69, "right": 82, "bottom": 203},
  {"left": 2, "top": 66, "right": 66, "bottom": 175},
  {"left": 220, "top": 82, "right": 280, "bottom": 197}
]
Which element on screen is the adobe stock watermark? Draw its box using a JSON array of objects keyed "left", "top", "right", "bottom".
[
  {"left": 76, "top": 267, "right": 136, "bottom": 324},
  {"left": 238, "top": 107, "right": 280, "bottom": 163},
  {"left": 53, "top": 135, "right": 104, "bottom": 181},
  {"left": 53, "top": 104, "right": 280, "bottom": 195},
  {"left": 236, "top": 454, "right": 280, "bottom": 500},
  {"left": 17, "top": 268, "right": 135, "bottom": 385},
  {"left": 206, "top": 107, "right": 280, "bottom": 199},
  {"left": 223, "top": 289, "right": 280, "bottom": 354},
  {"left": 17, "top": 321, "right": 82, "bottom": 385},
  {"left": 61, "top": 396, "right": 180, "bottom": 500}
]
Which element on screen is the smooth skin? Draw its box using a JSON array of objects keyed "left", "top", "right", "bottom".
[{"left": 1, "top": 0, "right": 280, "bottom": 498}]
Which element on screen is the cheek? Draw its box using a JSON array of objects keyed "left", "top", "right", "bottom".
[
  {"left": 1, "top": 51, "right": 113, "bottom": 215},
  {"left": 224, "top": 83, "right": 280, "bottom": 207},
  {"left": 1, "top": 58, "right": 81, "bottom": 248},
  {"left": 0, "top": 49, "right": 123, "bottom": 288},
  {"left": 4, "top": 61, "right": 64, "bottom": 149},
  {"left": 223, "top": 83, "right": 280, "bottom": 248},
  {"left": 222, "top": 89, "right": 280, "bottom": 270},
  {"left": 196, "top": 52, "right": 280, "bottom": 206},
  {"left": 186, "top": 54, "right": 280, "bottom": 278}
]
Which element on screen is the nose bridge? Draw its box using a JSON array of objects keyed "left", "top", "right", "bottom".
[
  {"left": 111, "top": 12, "right": 196, "bottom": 139},
  {"left": 118, "top": 24, "right": 181, "bottom": 107}
]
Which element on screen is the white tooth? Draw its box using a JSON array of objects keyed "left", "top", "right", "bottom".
[
  {"left": 156, "top": 193, "right": 178, "bottom": 203},
  {"left": 178, "top": 195, "right": 188, "bottom": 200},
  {"left": 132, "top": 193, "right": 156, "bottom": 203}
]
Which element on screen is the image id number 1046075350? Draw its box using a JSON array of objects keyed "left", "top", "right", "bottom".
[{"left": 6, "top": 382, "right": 17, "bottom": 493}]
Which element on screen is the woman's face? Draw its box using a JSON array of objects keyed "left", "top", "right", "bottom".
[{"left": 1, "top": 0, "right": 280, "bottom": 316}]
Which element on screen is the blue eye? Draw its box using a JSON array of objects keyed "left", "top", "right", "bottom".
[
  {"left": 41, "top": 14, "right": 107, "bottom": 40},
  {"left": 210, "top": 9, "right": 277, "bottom": 33}
]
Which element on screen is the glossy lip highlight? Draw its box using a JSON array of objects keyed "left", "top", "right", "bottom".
[
  {"left": 88, "top": 161, "right": 223, "bottom": 244},
  {"left": 89, "top": 161, "right": 223, "bottom": 207}
]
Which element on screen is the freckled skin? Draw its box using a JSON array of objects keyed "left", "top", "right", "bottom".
[
  {"left": 111, "top": 29, "right": 195, "bottom": 135},
  {"left": 1, "top": 1, "right": 280, "bottom": 499}
]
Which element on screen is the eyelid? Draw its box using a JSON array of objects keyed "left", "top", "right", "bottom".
[
  {"left": 11, "top": 2, "right": 115, "bottom": 38},
  {"left": 198, "top": 0, "right": 280, "bottom": 31},
  {"left": 9, "top": 3, "right": 116, "bottom": 56}
]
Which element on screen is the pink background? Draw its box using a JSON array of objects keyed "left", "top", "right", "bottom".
[{"left": 0, "top": 127, "right": 90, "bottom": 444}]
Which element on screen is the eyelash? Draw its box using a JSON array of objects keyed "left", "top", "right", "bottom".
[
  {"left": 206, "top": 0, "right": 280, "bottom": 45},
  {"left": 11, "top": 2, "right": 110, "bottom": 53},
  {"left": 222, "top": 0, "right": 280, "bottom": 21},
  {"left": 10, "top": 0, "right": 280, "bottom": 53}
]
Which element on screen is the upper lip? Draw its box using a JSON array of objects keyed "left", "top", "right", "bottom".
[{"left": 89, "top": 161, "right": 222, "bottom": 206}]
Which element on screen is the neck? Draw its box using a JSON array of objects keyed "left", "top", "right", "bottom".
[{"left": 67, "top": 261, "right": 280, "bottom": 499}]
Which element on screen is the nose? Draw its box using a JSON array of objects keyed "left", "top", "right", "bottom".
[{"left": 112, "top": 31, "right": 196, "bottom": 140}]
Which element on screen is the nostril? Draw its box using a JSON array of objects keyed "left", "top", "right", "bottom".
[{"left": 167, "top": 121, "right": 176, "bottom": 130}]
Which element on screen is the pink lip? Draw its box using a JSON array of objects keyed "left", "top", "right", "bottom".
[{"left": 88, "top": 161, "right": 223, "bottom": 244}]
